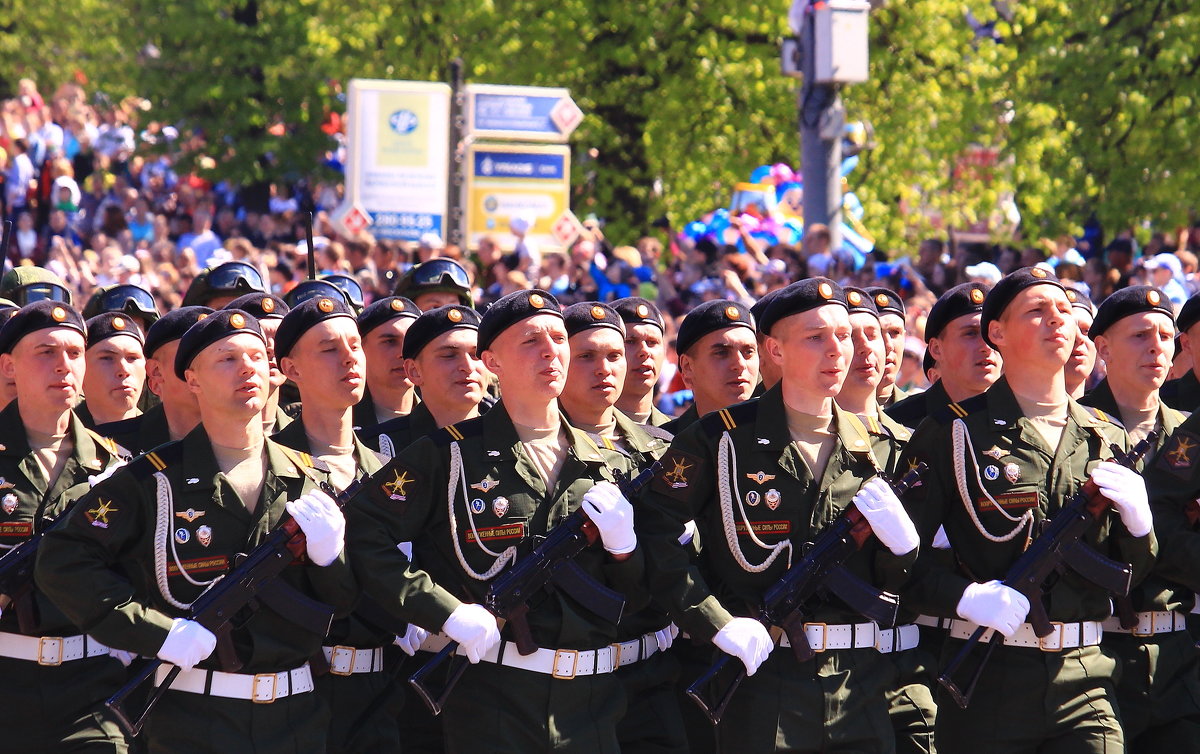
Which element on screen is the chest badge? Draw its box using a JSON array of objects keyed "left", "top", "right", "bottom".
[
  {"left": 1, "top": 493, "right": 16, "bottom": 514},
  {"left": 0, "top": 477, "right": 13, "bottom": 490},
  {"left": 384, "top": 469, "right": 414, "bottom": 501},
  {"left": 745, "top": 471, "right": 776, "bottom": 485},
  {"left": 982, "top": 446, "right": 1005, "bottom": 460},
  {"left": 1004, "top": 463, "right": 1021, "bottom": 483},
  {"left": 196, "top": 525, "right": 213, "bottom": 547},
  {"left": 471, "top": 478, "right": 500, "bottom": 494},
  {"left": 470, "top": 498, "right": 486, "bottom": 514},
  {"left": 492, "top": 496, "right": 510, "bottom": 517},
  {"left": 983, "top": 465, "right": 1000, "bottom": 481},
  {"left": 664, "top": 458, "right": 693, "bottom": 489},
  {"left": 745, "top": 490, "right": 761, "bottom": 507},
  {"left": 174, "top": 527, "right": 190, "bottom": 544},
  {"left": 765, "top": 489, "right": 782, "bottom": 510},
  {"left": 175, "top": 508, "right": 206, "bottom": 523}
]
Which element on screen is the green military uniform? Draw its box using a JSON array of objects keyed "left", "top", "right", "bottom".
[
  {"left": 37, "top": 425, "right": 359, "bottom": 754},
  {"left": 661, "top": 404, "right": 699, "bottom": 436},
  {"left": 357, "top": 400, "right": 437, "bottom": 459},
  {"left": 885, "top": 379, "right": 952, "bottom": 431},
  {"left": 272, "top": 418, "right": 403, "bottom": 754},
  {"left": 1079, "top": 378, "right": 1183, "bottom": 467},
  {"left": 93, "top": 402, "right": 172, "bottom": 456},
  {"left": 0, "top": 402, "right": 129, "bottom": 752},
  {"left": 648, "top": 405, "right": 673, "bottom": 428},
  {"left": 640, "top": 385, "right": 918, "bottom": 753},
  {"left": 900, "top": 378, "right": 1156, "bottom": 753},
  {"left": 348, "top": 402, "right": 648, "bottom": 753},
  {"left": 1161, "top": 369, "right": 1200, "bottom": 412}
]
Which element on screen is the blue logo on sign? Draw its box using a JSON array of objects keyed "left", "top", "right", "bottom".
[{"left": 389, "top": 110, "right": 419, "bottom": 135}]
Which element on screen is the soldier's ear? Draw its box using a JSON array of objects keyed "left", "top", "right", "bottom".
[
  {"left": 678, "top": 353, "right": 695, "bottom": 389},
  {"left": 763, "top": 335, "right": 785, "bottom": 368},
  {"left": 1093, "top": 335, "right": 1111, "bottom": 364},
  {"left": 403, "top": 357, "right": 423, "bottom": 387},
  {"left": 279, "top": 355, "right": 300, "bottom": 384},
  {"left": 481, "top": 349, "right": 501, "bottom": 377},
  {"left": 0, "top": 353, "right": 13, "bottom": 381},
  {"left": 1181, "top": 331, "right": 1192, "bottom": 357},
  {"left": 987, "top": 319, "right": 1005, "bottom": 350},
  {"left": 184, "top": 367, "right": 202, "bottom": 395}
]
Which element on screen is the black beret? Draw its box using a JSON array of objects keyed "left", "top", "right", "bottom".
[
  {"left": 86, "top": 312, "right": 145, "bottom": 349},
  {"left": 0, "top": 301, "right": 86, "bottom": 355},
  {"left": 402, "top": 305, "right": 482, "bottom": 360},
  {"left": 1178, "top": 294, "right": 1200, "bottom": 335},
  {"left": 757, "top": 277, "right": 846, "bottom": 337},
  {"left": 357, "top": 296, "right": 421, "bottom": 338},
  {"left": 1089, "top": 285, "right": 1174, "bottom": 339},
  {"left": 925, "top": 282, "right": 989, "bottom": 342},
  {"left": 922, "top": 348, "right": 936, "bottom": 378},
  {"left": 866, "top": 287, "right": 905, "bottom": 318},
  {"left": 175, "top": 309, "right": 265, "bottom": 379},
  {"left": 844, "top": 287, "right": 879, "bottom": 318},
  {"left": 274, "top": 295, "right": 356, "bottom": 362},
  {"left": 677, "top": 299, "right": 755, "bottom": 356},
  {"left": 749, "top": 287, "right": 785, "bottom": 334},
  {"left": 144, "top": 306, "right": 214, "bottom": 359},
  {"left": 1064, "top": 288, "right": 1095, "bottom": 317},
  {"left": 612, "top": 297, "right": 665, "bottom": 332},
  {"left": 980, "top": 267, "right": 1065, "bottom": 349},
  {"left": 225, "top": 292, "right": 289, "bottom": 321},
  {"left": 478, "top": 289, "right": 563, "bottom": 353},
  {"left": 564, "top": 302, "right": 625, "bottom": 339}
]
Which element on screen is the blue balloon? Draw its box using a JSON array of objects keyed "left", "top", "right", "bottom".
[{"left": 749, "top": 165, "right": 773, "bottom": 184}]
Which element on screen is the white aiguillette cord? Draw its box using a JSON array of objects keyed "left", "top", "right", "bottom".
[{"left": 952, "top": 419, "right": 1033, "bottom": 544}]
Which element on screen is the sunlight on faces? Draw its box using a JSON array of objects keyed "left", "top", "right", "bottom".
[
  {"left": 363, "top": 317, "right": 415, "bottom": 395},
  {"left": 563, "top": 328, "right": 627, "bottom": 418},
  {"left": 679, "top": 327, "right": 759, "bottom": 414},
  {"left": 481, "top": 313, "right": 570, "bottom": 400},
  {"left": 764, "top": 305, "right": 851, "bottom": 398},
  {"left": 1065, "top": 309, "right": 1096, "bottom": 392},
  {"left": 83, "top": 335, "right": 145, "bottom": 418},
  {"left": 929, "top": 313, "right": 1002, "bottom": 397},
  {"left": 877, "top": 312, "right": 905, "bottom": 388},
  {"left": 621, "top": 323, "right": 665, "bottom": 397},
  {"left": 844, "top": 311, "right": 885, "bottom": 394},
  {"left": 281, "top": 317, "right": 366, "bottom": 412},
  {"left": 1095, "top": 312, "right": 1175, "bottom": 397},
  {"left": 404, "top": 329, "right": 487, "bottom": 410},
  {"left": 184, "top": 332, "right": 270, "bottom": 418},
  {"left": 989, "top": 286, "right": 1076, "bottom": 371},
  {"left": 1, "top": 328, "right": 87, "bottom": 414},
  {"left": 259, "top": 318, "right": 287, "bottom": 389},
  {"left": 414, "top": 291, "right": 462, "bottom": 312}
]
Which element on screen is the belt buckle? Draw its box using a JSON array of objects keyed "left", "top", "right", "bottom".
[
  {"left": 552, "top": 649, "right": 579, "bottom": 679},
  {"left": 38, "top": 636, "right": 64, "bottom": 666},
  {"left": 1131, "top": 612, "right": 1155, "bottom": 638},
  {"left": 329, "top": 645, "right": 355, "bottom": 676},
  {"left": 805, "top": 623, "right": 828, "bottom": 652},
  {"left": 609, "top": 643, "right": 623, "bottom": 668},
  {"left": 253, "top": 673, "right": 278, "bottom": 703},
  {"left": 1039, "top": 622, "right": 1065, "bottom": 652}
]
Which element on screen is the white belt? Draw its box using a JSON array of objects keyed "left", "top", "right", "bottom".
[
  {"left": 153, "top": 663, "right": 314, "bottom": 703},
  {"left": 322, "top": 645, "right": 385, "bottom": 675},
  {"left": 0, "top": 631, "right": 110, "bottom": 665},
  {"left": 777, "top": 621, "right": 919, "bottom": 654},
  {"left": 1101, "top": 611, "right": 1188, "bottom": 636},
  {"left": 419, "top": 629, "right": 663, "bottom": 678},
  {"left": 948, "top": 619, "right": 1103, "bottom": 651},
  {"left": 914, "top": 614, "right": 953, "bottom": 629}
]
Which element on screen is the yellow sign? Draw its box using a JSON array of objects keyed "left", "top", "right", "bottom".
[{"left": 464, "top": 143, "right": 571, "bottom": 251}]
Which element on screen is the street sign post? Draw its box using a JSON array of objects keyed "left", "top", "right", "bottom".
[
  {"left": 466, "top": 84, "right": 582, "bottom": 143},
  {"left": 463, "top": 143, "right": 571, "bottom": 250}
]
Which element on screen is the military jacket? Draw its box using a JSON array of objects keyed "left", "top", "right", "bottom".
[
  {"left": 855, "top": 410, "right": 911, "bottom": 474},
  {"left": 94, "top": 402, "right": 172, "bottom": 456},
  {"left": 885, "top": 379, "right": 952, "bottom": 430},
  {"left": 648, "top": 405, "right": 673, "bottom": 428},
  {"left": 0, "top": 401, "right": 126, "bottom": 636},
  {"left": 348, "top": 401, "right": 645, "bottom": 650},
  {"left": 661, "top": 404, "right": 699, "bottom": 437},
  {"left": 639, "top": 383, "right": 916, "bottom": 643},
  {"left": 1080, "top": 378, "right": 1185, "bottom": 470},
  {"left": 1142, "top": 412, "right": 1200, "bottom": 612},
  {"left": 357, "top": 400, "right": 438, "bottom": 459},
  {"left": 36, "top": 424, "right": 357, "bottom": 672},
  {"left": 1161, "top": 369, "right": 1200, "bottom": 413},
  {"left": 899, "top": 377, "right": 1156, "bottom": 622}
]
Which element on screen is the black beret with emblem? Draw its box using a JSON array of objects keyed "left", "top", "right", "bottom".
[
  {"left": 1088, "top": 285, "right": 1174, "bottom": 339},
  {"left": 1177, "top": 294, "right": 1200, "bottom": 335},
  {"left": 612, "top": 297, "right": 665, "bottom": 332},
  {"left": 926, "top": 282, "right": 990, "bottom": 342},
  {"left": 749, "top": 287, "right": 785, "bottom": 335},
  {"left": 844, "top": 287, "right": 879, "bottom": 319},
  {"left": 1064, "top": 287, "right": 1095, "bottom": 317},
  {"left": 477, "top": 289, "right": 563, "bottom": 353},
  {"left": 403, "top": 305, "right": 482, "bottom": 360},
  {"left": 86, "top": 312, "right": 145, "bottom": 349},
  {"left": 757, "top": 277, "right": 846, "bottom": 337},
  {"left": 980, "top": 267, "right": 1066, "bottom": 349},
  {"left": 144, "top": 306, "right": 214, "bottom": 360},
  {"left": 676, "top": 299, "right": 755, "bottom": 356},
  {"left": 563, "top": 302, "right": 626, "bottom": 339},
  {"left": 174, "top": 309, "right": 265, "bottom": 379},
  {"left": 274, "top": 295, "right": 357, "bottom": 362},
  {"left": 225, "top": 292, "right": 289, "bottom": 321},
  {"left": 356, "top": 296, "right": 421, "bottom": 338},
  {"left": 866, "top": 287, "right": 905, "bottom": 318},
  {"left": 0, "top": 300, "right": 86, "bottom": 355}
]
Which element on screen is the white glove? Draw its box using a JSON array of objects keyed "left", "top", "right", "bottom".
[
  {"left": 442, "top": 603, "right": 501, "bottom": 664},
  {"left": 655, "top": 623, "right": 680, "bottom": 652},
  {"left": 1091, "top": 461, "right": 1152, "bottom": 537},
  {"left": 581, "top": 482, "right": 637, "bottom": 555},
  {"left": 88, "top": 459, "right": 126, "bottom": 487},
  {"left": 678, "top": 520, "right": 698, "bottom": 546},
  {"left": 956, "top": 580, "right": 1030, "bottom": 638},
  {"left": 712, "top": 617, "right": 774, "bottom": 676},
  {"left": 394, "top": 623, "right": 430, "bottom": 657},
  {"left": 157, "top": 618, "right": 217, "bottom": 671},
  {"left": 286, "top": 490, "right": 345, "bottom": 567},
  {"left": 852, "top": 477, "right": 920, "bottom": 556},
  {"left": 108, "top": 648, "right": 137, "bottom": 667},
  {"left": 932, "top": 525, "right": 952, "bottom": 550}
]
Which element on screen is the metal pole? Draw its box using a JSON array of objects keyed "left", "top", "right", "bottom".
[
  {"left": 799, "top": 4, "right": 844, "bottom": 251},
  {"left": 446, "top": 57, "right": 465, "bottom": 247}
]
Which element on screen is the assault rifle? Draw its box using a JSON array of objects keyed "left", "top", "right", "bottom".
[
  {"left": 105, "top": 479, "right": 362, "bottom": 736},
  {"left": 687, "top": 464, "right": 926, "bottom": 725},
  {"left": 409, "top": 462, "right": 661, "bottom": 715},
  {"left": 938, "top": 432, "right": 1158, "bottom": 709}
]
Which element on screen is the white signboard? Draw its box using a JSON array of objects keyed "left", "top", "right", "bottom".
[{"left": 466, "top": 84, "right": 582, "bottom": 143}]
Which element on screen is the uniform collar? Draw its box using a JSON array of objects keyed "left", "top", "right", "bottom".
[
  {"left": 272, "top": 414, "right": 382, "bottom": 477},
  {"left": 748, "top": 384, "right": 875, "bottom": 460},
  {"left": 0, "top": 400, "right": 105, "bottom": 466},
  {"left": 985, "top": 376, "right": 1108, "bottom": 432},
  {"left": 483, "top": 400, "right": 607, "bottom": 464},
  {"left": 921, "top": 379, "right": 951, "bottom": 412},
  {"left": 1079, "top": 378, "right": 1120, "bottom": 421}
]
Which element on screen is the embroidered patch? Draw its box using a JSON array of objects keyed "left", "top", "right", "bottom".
[
  {"left": 977, "top": 491, "right": 1039, "bottom": 512},
  {"left": 1160, "top": 431, "right": 1200, "bottom": 478},
  {"left": 651, "top": 449, "right": 705, "bottom": 500},
  {"left": 734, "top": 520, "right": 791, "bottom": 536},
  {"left": 166, "top": 556, "right": 229, "bottom": 577},
  {"left": 464, "top": 522, "right": 526, "bottom": 544},
  {"left": 369, "top": 460, "right": 423, "bottom": 510},
  {"left": 0, "top": 521, "right": 33, "bottom": 538},
  {"left": 85, "top": 499, "right": 118, "bottom": 529}
]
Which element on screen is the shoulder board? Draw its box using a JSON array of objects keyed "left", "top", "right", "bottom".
[
  {"left": 86, "top": 428, "right": 131, "bottom": 460},
  {"left": 432, "top": 416, "right": 484, "bottom": 446},
  {"left": 699, "top": 401, "right": 758, "bottom": 437},
  {"left": 640, "top": 423, "right": 674, "bottom": 443},
  {"left": 283, "top": 447, "right": 331, "bottom": 473},
  {"left": 124, "top": 442, "right": 185, "bottom": 479},
  {"left": 930, "top": 394, "right": 987, "bottom": 426},
  {"left": 587, "top": 432, "right": 622, "bottom": 454},
  {"left": 839, "top": 412, "right": 878, "bottom": 461},
  {"left": 1081, "top": 405, "right": 1124, "bottom": 429}
]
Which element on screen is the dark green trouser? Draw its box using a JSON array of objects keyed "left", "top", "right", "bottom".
[
  {"left": 313, "top": 655, "right": 403, "bottom": 754},
  {"left": 396, "top": 650, "right": 445, "bottom": 754},
  {"left": 936, "top": 641, "right": 1123, "bottom": 754},
  {"left": 1106, "top": 630, "right": 1200, "bottom": 754},
  {"left": 716, "top": 646, "right": 898, "bottom": 754},
  {"left": 886, "top": 627, "right": 942, "bottom": 754},
  {"left": 616, "top": 650, "right": 688, "bottom": 754},
  {"left": 673, "top": 640, "right": 719, "bottom": 754},
  {"left": 144, "top": 686, "right": 330, "bottom": 754},
  {"left": 442, "top": 660, "right": 627, "bottom": 753},
  {"left": 1, "top": 654, "right": 129, "bottom": 753}
]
